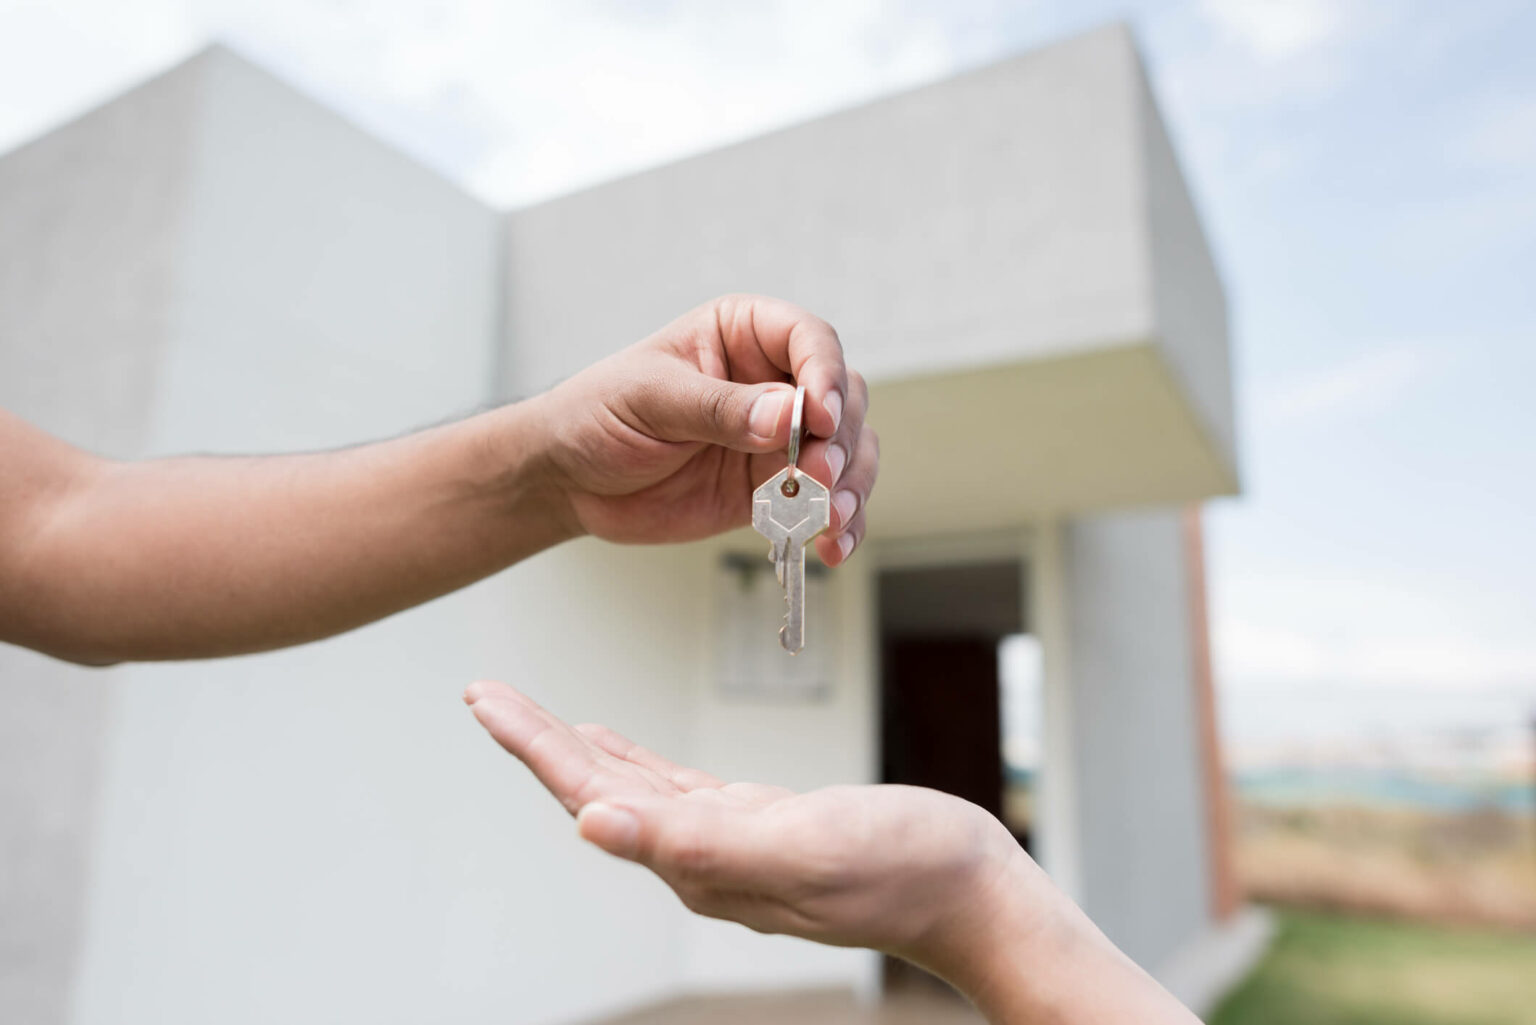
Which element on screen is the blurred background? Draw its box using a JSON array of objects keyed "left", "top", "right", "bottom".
[{"left": 1, "top": 2, "right": 1533, "bottom": 1024}]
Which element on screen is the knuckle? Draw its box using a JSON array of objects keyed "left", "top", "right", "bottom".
[
  {"left": 827, "top": 325, "right": 846, "bottom": 361},
  {"left": 623, "top": 369, "right": 672, "bottom": 427},
  {"left": 795, "top": 309, "right": 842, "bottom": 356},
  {"left": 698, "top": 384, "right": 734, "bottom": 433}
]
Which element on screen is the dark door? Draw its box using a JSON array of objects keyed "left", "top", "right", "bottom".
[{"left": 881, "top": 637, "right": 1003, "bottom": 818}]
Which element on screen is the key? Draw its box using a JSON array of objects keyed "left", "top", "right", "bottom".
[{"left": 752, "top": 385, "right": 830, "bottom": 653}]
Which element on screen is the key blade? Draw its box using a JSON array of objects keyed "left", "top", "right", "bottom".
[
  {"left": 779, "top": 546, "right": 807, "bottom": 653},
  {"left": 750, "top": 467, "right": 829, "bottom": 654}
]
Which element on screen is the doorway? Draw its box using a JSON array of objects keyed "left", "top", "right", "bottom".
[{"left": 876, "top": 557, "right": 1039, "bottom": 994}]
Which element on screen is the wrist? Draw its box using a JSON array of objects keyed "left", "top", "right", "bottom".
[
  {"left": 908, "top": 837, "right": 1098, "bottom": 1024},
  {"left": 921, "top": 841, "right": 1195, "bottom": 1025},
  {"left": 465, "top": 395, "right": 586, "bottom": 550}
]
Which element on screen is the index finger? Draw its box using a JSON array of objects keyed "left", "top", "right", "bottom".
[
  {"left": 714, "top": 294, "right": 849, "bottom": 439},
  {"left": 465, "top": 682, "right": 653, "bottom": 814}
]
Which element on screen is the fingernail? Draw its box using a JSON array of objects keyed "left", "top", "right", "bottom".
[
  {"left": 824, "top": 390, "right": 844, "bottom": 432},
  {"left": 578, "top": 803, "right": 640, "bottom": 857},
  {"left": 838, "top": 532, "right": 857, "bottom": 560},
  {"left": 749, "top": 388, "right": 791, "bottom": 440},
  {"left": 825, "top": 444, "right": 847, "bottom": 485},
  {"left": 833, "top": 489, "right": 858, "bottom": 529}
]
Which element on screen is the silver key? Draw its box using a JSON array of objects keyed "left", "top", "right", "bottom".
[{"left": 752, "top": 385, "right": 830, "bottom": 653}]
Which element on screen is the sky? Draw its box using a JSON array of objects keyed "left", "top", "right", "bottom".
[{"left": 2, "top": 0, "right": 1533, "bottom": 759}]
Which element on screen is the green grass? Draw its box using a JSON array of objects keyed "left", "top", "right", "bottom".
[{"left": 1211, "top": 910, "right": 1536, "bottom": 1025}]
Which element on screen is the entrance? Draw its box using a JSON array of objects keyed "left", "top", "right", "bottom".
[{"left": 876, "top": 557, "right": 1039, "bottom": 994}]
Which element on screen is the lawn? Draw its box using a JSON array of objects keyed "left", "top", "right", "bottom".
[{"left": 1211, "top": 909, "right": 1536, "bottom": 1025}]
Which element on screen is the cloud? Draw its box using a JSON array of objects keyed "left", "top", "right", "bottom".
[
  {"left": 1253, "top": 346, "right": 1432, "bottom": 427},
  {"left": 1198, "top": 0, "right": 1347, "bottom": 60},
  {"left": 199, "top": 0, "right": 963, "bottom": 207},
  {"left": 449, "top": 0, "right": 963, "bottom": 205},
  {"left": 0, "top": 0, "right": 967, "bottom": 205}
]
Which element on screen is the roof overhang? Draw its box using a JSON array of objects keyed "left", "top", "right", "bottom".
[{"left": 863, "top": 341, "right": 1237, "bottom": 537}]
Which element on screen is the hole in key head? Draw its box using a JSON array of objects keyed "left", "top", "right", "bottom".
[{"left": 781, "top": 477, "right": 800, "bottom": 498}]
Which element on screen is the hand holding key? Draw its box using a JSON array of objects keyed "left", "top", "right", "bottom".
[
  {"left": 527, "top": 295, "right": 877, "bottom": 565},
  {"left": 753, "top": 386, "right": 831, "bottom": 653}
]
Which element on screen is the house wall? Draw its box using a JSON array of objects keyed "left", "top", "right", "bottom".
[
  {"left": 0, "top": 59, "right": 201, "bottom": 1025},
  {"left": 1132, "top": 57, "right": 1236, "bottom": 476},
  {"left": 1059, "top": 508, "right": 1213, "bottom": 971}
]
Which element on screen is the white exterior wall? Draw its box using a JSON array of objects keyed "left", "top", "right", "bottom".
[
  {"left": 1059, "top": 509, "right": 1212, "bottom": 971},
  {"left": 148, "top": 48, "right": 500, "bottom": 450},
  {"left": 0, "top": 61, "right": 201, "bottom": 1025},
  {"left": 1133, "top": 60, "right": 1236, "bottom": 473}
]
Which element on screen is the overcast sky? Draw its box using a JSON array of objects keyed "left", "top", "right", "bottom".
[{"left": 3, "top": 0, "right": 1533, "bottom": 751}]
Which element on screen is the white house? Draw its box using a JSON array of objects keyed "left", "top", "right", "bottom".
[{"left": 0, "top": 24, "right": 1263, "bottom": 1025}]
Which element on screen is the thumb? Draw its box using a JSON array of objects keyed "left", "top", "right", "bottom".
[
  {"left": 577, "top": 798, "right": 795, "bottom": 891},
  {"left": 636, "top": 373, "right": 794, "bottom": 452}
]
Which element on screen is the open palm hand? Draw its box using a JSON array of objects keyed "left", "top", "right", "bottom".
[{"left": 463, "top": 680, "right": 1031, "bottom": 964}]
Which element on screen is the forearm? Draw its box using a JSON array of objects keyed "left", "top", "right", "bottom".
[
  {"left": 4, "top": 397, "right": 577, "bottom": 663},
  {"left": 921, "top": 848, "right": 1200, "bottom": 1025}
]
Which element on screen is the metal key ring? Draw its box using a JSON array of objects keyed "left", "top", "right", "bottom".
[{"left": 786, "top": 384, "right": 806, "bottom": 478}]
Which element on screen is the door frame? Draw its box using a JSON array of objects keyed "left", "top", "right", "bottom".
[{"left": 868, "top": 523, "right": 1084, "bottom": 902}]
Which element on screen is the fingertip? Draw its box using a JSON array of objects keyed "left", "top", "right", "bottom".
[
  {"left": 831, "top": 489, "right": 858, "bottom": 531},
  {"left": 823, "top": 389, "right": 843, "bottom": 433},
  {"left": 824, "top": 443, "right": 847, "bottom": 486},
  {"left": 816, "top": 530, "right": 858, "bottom": 567},
  {"left": 467, "top": 696, "right": 498, "bottom": 728},
  {"left": 837, "top": 532, "right": 857, "bottom": 562}
]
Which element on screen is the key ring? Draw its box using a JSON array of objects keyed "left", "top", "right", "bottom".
[
  {"left": 786, "top": 384, "right": 806, "bottom": 472},
  {"left": 783, "top": 384, "right": 806, "bottom": 495}
]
